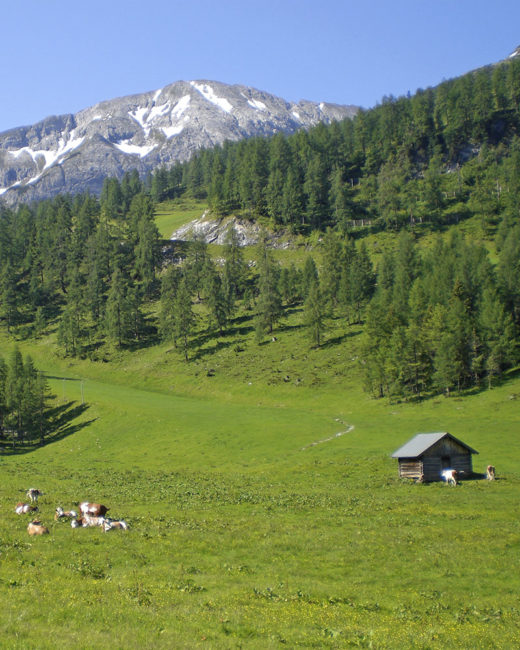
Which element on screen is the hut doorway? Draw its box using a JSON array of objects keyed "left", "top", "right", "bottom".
[{"left": 441, "top": 455, "right": 451, "bottom": 469}]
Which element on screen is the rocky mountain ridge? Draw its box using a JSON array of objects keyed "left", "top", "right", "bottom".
[{"left": 0, "top": 80, "right": 358, "bottom": 204}]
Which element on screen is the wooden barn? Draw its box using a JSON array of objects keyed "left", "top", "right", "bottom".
[{"left": 391, "top": 432, "right": 478, "bottom": 482}]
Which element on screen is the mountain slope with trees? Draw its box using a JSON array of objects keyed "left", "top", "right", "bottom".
[{"left": 0, "top": 53, "right": 519, "bottom": 409}]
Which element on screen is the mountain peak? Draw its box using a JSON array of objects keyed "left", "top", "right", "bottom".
[
  {"left": 0, "top": 80, "right": 358, "bottom": 204},
  {"left": 508, "top": 45, "right": 520, "bottom": 60}
]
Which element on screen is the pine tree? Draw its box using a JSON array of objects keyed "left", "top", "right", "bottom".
[
  {"left": 302, "top": 256, "right": 319, "bottom": 299},
  {"left": 174, "top": 276, "right": 195, "bottom": 361},
  {"left": 4, "top": 348, "right": 25, "bottom": 443},
  {"left": 105, "top": 268, "right": 131, "bottom": 347},
  {"left": 304, "top": 279, "right": 326, "bottom": 347},
  {"left": 480, "top": 286, "right": 518, "bottom": 386},
  {"left": 159, "top": 266, "right": 181, "bottom": 344},
  {"left": 255, "top": 237, "right": 282, "bottom": 341},
  {"left": 319, "top": 228, "right": 344, "bottom": 309},
  {"left": 202, "top": 259, "right": 228, "bottom": 334},
  {"left": 0, "top": 262, "right": 19, "bottom": 333},
  {"left": 222, "top": 225, "right": 246, "bottom": 314}
]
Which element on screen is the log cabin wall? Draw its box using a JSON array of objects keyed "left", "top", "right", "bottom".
[{"left": 398, "top": 459, "right": 423, "bottom": 479}]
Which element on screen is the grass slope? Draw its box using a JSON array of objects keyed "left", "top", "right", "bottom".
[
  {"left": 1, "top": 207, "right": 519, "bottom": 648},
  {"left": 154, "top": 198, "right": 207, "bottom": 239}
]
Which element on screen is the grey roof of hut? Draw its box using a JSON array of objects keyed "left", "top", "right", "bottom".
[{"left": 391, "top": 432, "right": 479, "bottom": 458}]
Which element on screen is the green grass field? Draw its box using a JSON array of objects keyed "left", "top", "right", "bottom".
[
  {"left": 1, "top": 323, "right": 519, "bottom": 648},
  {"left": 154, "top": 198, "right": 207, "bottom": 238},
  {"left": 1, "top": 205, "right": 519, "bottom": 648}
]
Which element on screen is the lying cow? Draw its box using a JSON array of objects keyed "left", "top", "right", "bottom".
[
  {"left": 55, "top": 507, "right": 78, "bottom": 521},
  {"left": 71, "top": 517, "right": 87, "bottom": 528},
  {"left": 79, "top": 502, "right": 109, "bottom": 517},
  {"left": 102, "top": 519, "right": 128, "bottom": 532},
  {"left": 27, "top": 520, "right": 49, "bottom": 536},
  {"left": 82, "top": 514, "right": 107, "bottom": 528},
  {"left": 441, "top": 468, "right": 458, "bottom": 486},
  {"left": 15, "top": 502, "right": 38, "bottom": 515}
]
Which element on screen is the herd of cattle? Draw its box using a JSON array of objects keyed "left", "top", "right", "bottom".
[{"left": 15, "top": 488, "right": 128, "bottom": 536}]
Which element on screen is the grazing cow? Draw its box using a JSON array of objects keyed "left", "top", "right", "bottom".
[
  {"left": 79, "top": 502, "right": 109, "bottom": 517},
  {"left": 15, "top": 502, "right": 38, "bottom": 515},
  {"left": 27, "top": 520, "right": 49, "bottom": 536},
  {"left": 54, "top": 507, "right": 78, "bottom": 521},
  {"left": 102, "top": 519, "right": 128, "bottom": 532},
  {"left": 26, "top": 488, "right": 43, "bottom": 503},
  {"left": 441, "top": 468, "right": 458, "bottom": 486},
  {"left": 486, "top": 465, "right": 496, "bottom": 481}
]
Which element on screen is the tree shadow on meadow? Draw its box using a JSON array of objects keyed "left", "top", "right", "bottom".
[{"left": 0, "top": 401, "right": 95, "bottom": 457}]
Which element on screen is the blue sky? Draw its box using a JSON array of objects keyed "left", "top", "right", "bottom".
[{"left": 2, "top": 0, "right": 519, "bottom": 132}]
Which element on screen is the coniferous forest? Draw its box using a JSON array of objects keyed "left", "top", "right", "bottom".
[{"left": 0, "top": 55, "right": 520, "bottom": 425}]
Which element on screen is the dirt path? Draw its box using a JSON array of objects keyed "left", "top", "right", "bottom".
[{"left": 301, "top": 422, "right": 354, "bottom": 451}]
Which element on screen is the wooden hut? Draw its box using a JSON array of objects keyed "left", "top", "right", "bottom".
[{"left": 391, "top": 432, "right": 478, "bottom": 482}]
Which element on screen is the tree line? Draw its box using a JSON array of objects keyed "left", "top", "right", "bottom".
[{"left": 147, "top": 56, "right": 520, "bottom": 234}]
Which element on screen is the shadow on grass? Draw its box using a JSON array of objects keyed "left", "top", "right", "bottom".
[
  {"left": 320, "top": 330, "right": 362, "bottom": 348},
  {"left": 0, "top": 401, "right": 95, "bottom": 456},
  {"left": 190, "top": 338, "right": 241, "bottom": 360}
]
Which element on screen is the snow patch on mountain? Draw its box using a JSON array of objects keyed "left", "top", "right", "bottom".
[
  {"left": 10, "top": 134, "right": 84, "bottom": 170},
  {"left": 190, "top": 81, "right": 233, "bottom": 113},
  {"left": 114, "top": 140, "right": 156, "bottom": 157},
  {"left": 172, "top": 95, "right": 191, "bottom": 118}
]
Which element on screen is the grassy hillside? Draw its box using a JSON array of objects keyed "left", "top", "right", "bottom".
[
  {"left": 154, "top": 198, "right": 207, "bottom": 238},
  {"left": 1, "top": 204, "right": 519, "bottom": 648}
]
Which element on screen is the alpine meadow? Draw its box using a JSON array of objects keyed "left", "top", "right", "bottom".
[{"left": 1, "top": 48, "right": 520, "bottom": 649}]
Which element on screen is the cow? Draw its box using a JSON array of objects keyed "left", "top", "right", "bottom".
[
  {"left": 102, "top": 519, "right": 128, "bottom": 532},
  {"left": 486, "top": 465, "right": 496, "bottom": 480},
  {"left": 441, "top": 468, "right": 458, "bottom": 486},
  {"left": 26, "top": 488, "right": 43, "bottom": 503},
  {"left": 79, "top": 502, "right": 109, "bottom": 517},
  {"left": 15, "top": 502, "right": 38, "bottom": 515},
  {"left": 82, "top": 514, "right": 107, "bottom": 528},
  {"left": 27, "top": 520, "right": 49, "bottom": 536},
  {"left": 54, "top": 507, "right": 78, "bottom": 521},
  {"left": 71, "top": 517, "right": 87, "bottom": 528}
]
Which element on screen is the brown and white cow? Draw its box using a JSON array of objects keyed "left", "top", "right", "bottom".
[
  {"left": 441, "top": 468, "right": 458, "bottom": 486},
  {"left": 15, "top": 502, "right": 38, "bottom": 515},
  {"left": 486, "top": 465, "right": 496, "bottom": 480},
  {"left": 27, "top": 520, "right": 49, "bottom": 536},
  {"left": 26, "top": 488, "right": 43, "bottom": 503},
  {"left": 54, "top": 507, "right": 78, "bottom": 521},
  {"left": 79, "top": 502, "right": 109, "bottom": 517},
  {"left": 102, "top": 519, "right": 128, "bottom": 532}
]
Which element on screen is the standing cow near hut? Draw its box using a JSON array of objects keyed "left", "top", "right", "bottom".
[
  {"left": 441, "top": 468, "right": 458, "bottom": 486},
  {"left": 486, "top": 465, "right": 496, "bottom": 480}
]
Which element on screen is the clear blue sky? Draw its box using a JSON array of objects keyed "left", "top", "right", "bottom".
[{"left": 2, "top": 0, "right": 519, "bottom": 132}]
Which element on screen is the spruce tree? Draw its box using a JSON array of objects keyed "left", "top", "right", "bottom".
[
  {"left": 304, "top": 279, "right": 326, "bottom": 347},
  {"left": 174, "top": 276, "right": 195, "bottom": 361},
  {"left": 255, "top": 237, "right": 282, "bottom": 341}
]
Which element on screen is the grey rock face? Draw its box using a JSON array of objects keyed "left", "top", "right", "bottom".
[
  {"left": 0, "top": 80, "right": 358, "bottom": 204},
  {"left": 170, "top": 212, "right": 291, "bottom": 248}
]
